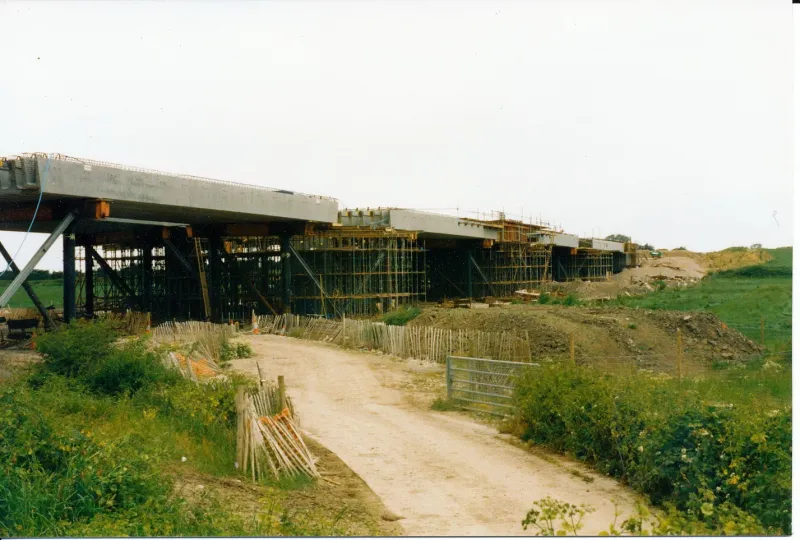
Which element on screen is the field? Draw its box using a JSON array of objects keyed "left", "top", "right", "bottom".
[
  {"left": 608, "top": 247, "right": 792, "bottom": 349},
  {"left": 0, "top": 278, "right": 64, "bottom": 309}
]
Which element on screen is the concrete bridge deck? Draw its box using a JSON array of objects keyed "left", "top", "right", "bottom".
[{"left": 0, "top": 154, "right": 339, "bottom": 233}]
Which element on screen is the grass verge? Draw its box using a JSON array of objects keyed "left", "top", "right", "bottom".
[
  {"left": 0, "top": 320, "right": 338, "bottom": 537},
  {"left": 511, "top": 361, "right": 791, "bottom": 534}
]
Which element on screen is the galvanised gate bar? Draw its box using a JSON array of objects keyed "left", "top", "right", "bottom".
[{"left": 0, "top": 153, "right": 636, "bottom": 323}]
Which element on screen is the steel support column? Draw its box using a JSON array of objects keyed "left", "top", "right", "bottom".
[
  {"left": 467, "top": 250, "right": 473, "bottom": 299},
  {"left": 84, "top": 241, "right": 94, "bottom": 317},
  {"left": 142, "top": 243, "right": 153, "bottom": 313},
  {"left": 280, "top": 234, "right": 292, "bottom": 313},
  {"left": 63, "top": 225, "right": 76, "bottom": 323},
  {"left": 208, "top": 235, "right": 223, "bottom": 322}
]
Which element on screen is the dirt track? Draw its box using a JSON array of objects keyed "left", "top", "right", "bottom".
[{"left": 232, "top": 335, "right": 639, "bottom": 536}]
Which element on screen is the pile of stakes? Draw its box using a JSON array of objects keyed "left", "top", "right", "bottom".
[{"left": 235, "top": 363, "right": 318, "bottom": 481}]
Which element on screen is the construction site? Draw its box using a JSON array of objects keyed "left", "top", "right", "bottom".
[{"left": 0, "top": 153, "right": 635, "bottom": 323}]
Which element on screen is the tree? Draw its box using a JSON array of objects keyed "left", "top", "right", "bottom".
[{"left": 605, "top": 234, "right": 631, "bottom": 243}]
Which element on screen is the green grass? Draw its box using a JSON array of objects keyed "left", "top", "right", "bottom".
[
  {"left": 609, "top": 248, "right": 792, "bottom": 348},
  {"left": 382, "top": 305, "right": 421, "bottom": 326},
  {"left": 0, "top": 278, "right": 64, "bottom": 308},
  {"left": 0, "top": 321, "right": 335, "bottom": 537}
]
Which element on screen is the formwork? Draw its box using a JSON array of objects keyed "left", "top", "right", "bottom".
[{"left": 290, "top": 228, "right": 426, "bottom": 316}]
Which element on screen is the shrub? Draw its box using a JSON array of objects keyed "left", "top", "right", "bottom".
[
  {"left": 561, "top": 294, "right": 580, "bottom": 306},
  {"left": 382, "top": 305, "right": 421, "bottom": 326},
  {"left": 537, "top": 293, "right": 551, "bottom": 305},
  {"left": 220, "top": 341, "right": 254, "bottom": 363},
  {"left": 715, "top": 265, "right": 792, "bottom": 279},
  {"left": 430, "top": 397, "right": 459, "bottom": 411},
  {"left": 36, "top": 320, "right": 117, "bottom": 377},
  {"left": 83, "top": 339, "right": 179, "bottom": 396},
  {"left": 513, "top": 364, "right": 791, "bottom": 533}
]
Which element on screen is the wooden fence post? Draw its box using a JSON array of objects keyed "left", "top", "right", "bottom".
[
  {"left": 278, "top": 375, "right": 286, "bottom": 411},
  {"left": 676, "top": 328, "right": 683, "bottom": 380},
  {"left": 446, "top": 355, "right": 452, "bottom": 401}
]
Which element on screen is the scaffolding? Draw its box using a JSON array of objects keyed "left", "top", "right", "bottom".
[
  {"left": 566, "top": 250, "right": 614, "bottom": 281},
  {"left": 475, "top": 243, "right": 552, "bottom": 297},
  {"left": 291, "top": 228, "right": 426, "bottom": 317}
]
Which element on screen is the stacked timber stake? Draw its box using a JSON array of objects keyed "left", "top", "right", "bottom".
[{"left": 236, "top": 362, "right": 318, "bottom": 481}]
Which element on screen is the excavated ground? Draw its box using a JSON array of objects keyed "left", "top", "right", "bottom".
[{"left": 410, "top": 305, "right": 762, "bottom": 372}]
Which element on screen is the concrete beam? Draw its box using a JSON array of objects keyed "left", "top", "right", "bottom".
[{"left": 0, "top": 155, "right": 339, "bottom": 232}]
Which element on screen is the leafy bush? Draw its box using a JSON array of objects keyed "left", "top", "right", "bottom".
[
  {"left": 715, "top": 265, "right": 793, "bottom": 279},
  {"left": 220, "top": 341, "right": 254, "bottom": 363},
  {"left": 36, "top": 320, "right": 117, "bottom": 377},
  {"left": 84, "top": 339, "right": 180, "bottom": 396},
  {"left": 513, "top": 364, "right": 791, "bottom": 533},
  {"left": 382, "top": 305, "right": 421, "bottom": 326},
  {"left": 36, "top": 323, "right": 177, "bottom": 396},
  {"left": 537, "top": 293, "right": 551, "bottom": 305},
  {"left": 561, "top": 294, "right": 580, "bottom": 306}
]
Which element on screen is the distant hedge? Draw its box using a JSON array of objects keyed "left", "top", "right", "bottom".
[{"left": 714, "top": 265, "right": 792, "bottom": 279}]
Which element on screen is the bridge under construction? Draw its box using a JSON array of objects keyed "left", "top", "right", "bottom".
[{"left": 0, "top": 153, "right": 635, "bottom": 324}]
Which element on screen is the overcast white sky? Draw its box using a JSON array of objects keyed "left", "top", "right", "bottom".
[{"left": 0, "top": 0, "right": 794, "bottom": 271}]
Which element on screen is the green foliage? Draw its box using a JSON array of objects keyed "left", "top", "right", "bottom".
[
  {"left": 36, "top": 320, "right": 118, "bottom": 377},
  {"left": 513, "top": 364, "right": 791, "bottom": 533},
  {"left": 561, "top": 294, "right": 580, "bottom": 306},
  {"left": 653, "top": 279, "right": 667, "bottom": 291},
  {"left": 430, "top": 397, "right": 459, "bottom": 411},
  {"left": 627, "top": 323, "right": 637, "bottom": 330},
  {"left": 36, "top": 322, "right": 177, "bottom": 396},
  {"left": 522, "top": 497, "right": 594, "bottom": 536},
  {"left": 219, "top": 341, "right": 254, "bottom": 364},
  {"left": 382, "top": 305, "right": 421, "bottom": 326},
  {"left": 714, "top": 265, "right": 793, "bottom": 279},
  {"left": 537, "top": 293, "right": 551, "bottom": 304},
  {"left": 604, "top": 234, "right": 631, "bottom": 243},
  {"left": 84, "top": 339, "right": 181, "bottom": 396}
]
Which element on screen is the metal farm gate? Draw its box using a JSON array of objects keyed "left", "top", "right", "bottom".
[{"left": 445, "top": 355, "right": 536, "bottom": 415}]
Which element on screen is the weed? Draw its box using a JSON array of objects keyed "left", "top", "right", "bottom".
[
  {"left": 627, "top": 323, "right": 637, "bottom": 330},
  {"left": 430, "top": 397, "right": 459, "bottom": 411},
  {"left": 521, "top": 497, "right": 594, "bottom": 536},
  {"left": 382, "top": 305, "right": 421, "bottom": 326},
  {"left": 537, "top": 293, "right": 551, "bottom": 305},
  {"left": 561, "top": 294, "right": 580, "bottom": 306}
]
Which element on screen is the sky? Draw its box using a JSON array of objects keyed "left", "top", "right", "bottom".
[{"left": 0, "top": 0, "right": 794, "bottom": 272}]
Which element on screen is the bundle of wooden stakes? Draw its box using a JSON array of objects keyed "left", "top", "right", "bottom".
[
  {"left": 235, "top": 366, "right": 317, "bottom": 482},
  {"left": 165, "top": 351, "right": 223, "bottom": 383}
]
